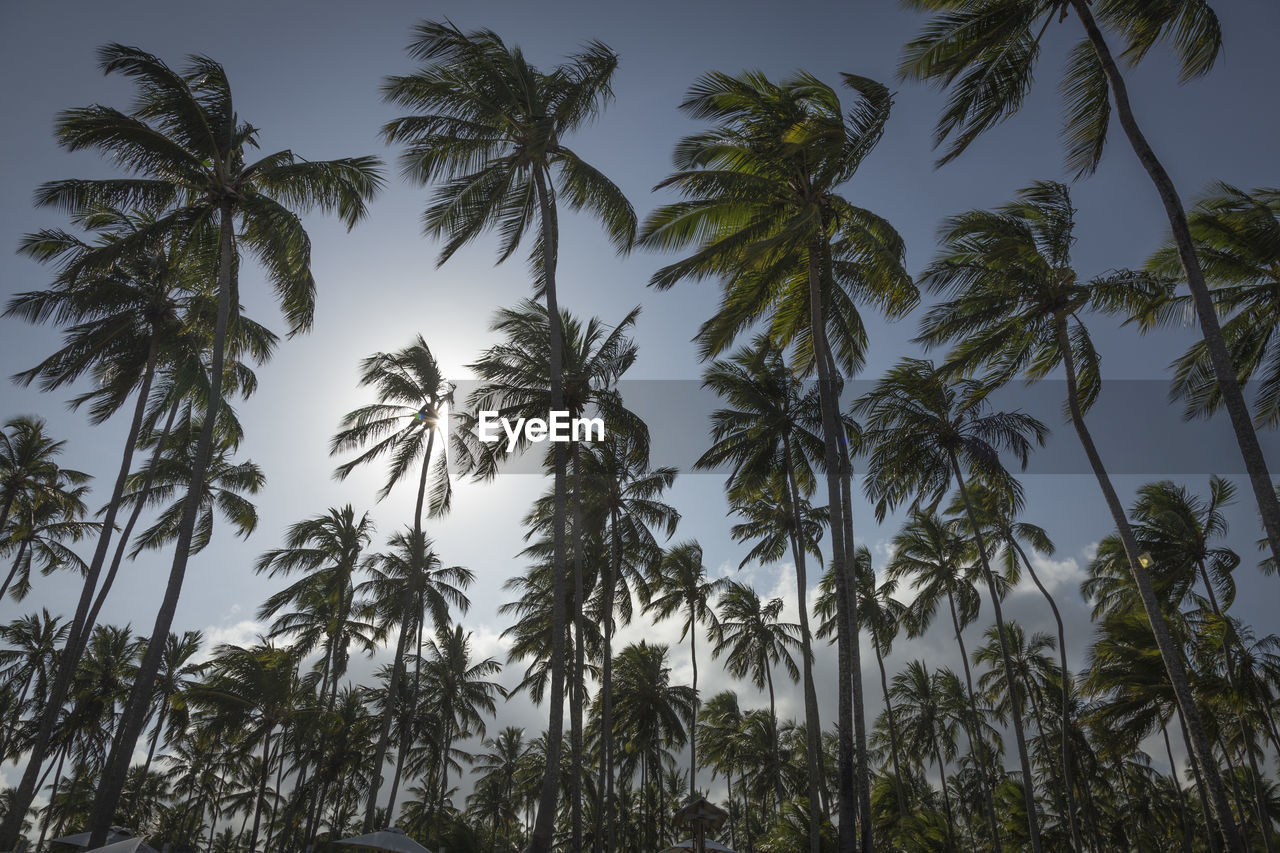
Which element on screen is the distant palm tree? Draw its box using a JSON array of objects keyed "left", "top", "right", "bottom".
[
  {"left": 857, "top": 357, "right": 1047, "bottom": 852},
  {"left": 914, "top": 180, "right": 1240, "bottom": 847},
  {"left": 0, "top": 473, "right": 95, "bottom": 602},
  {"left": 711, "top": 579, "right": 801, "bottom": 806},
  {"left": 0, "top": 417, "right": 90, "bottom": 558},
  {"left": 890, "top": 661, "right": 962, "bottom": 852},
  {"left": 898, "top": 0, "right": 1280, "bottom": 605},
  {"left": 382, "top": 24, "right": 636, "bottom": 849},
  {"left": 646, "top": 542, "right": 717, "bottom": 792}
]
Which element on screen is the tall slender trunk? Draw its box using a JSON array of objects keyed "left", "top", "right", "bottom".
[
  {"left": 249, "top": 728, "right": 273, "bottom": 853},
  {"left": 1067, "top": 0, "right": 1280, "bottom": 566},
  {"left": 570, "top": 444, "right": 586, "bottom": 853},
  {"left": 0, "top": 539, "right": 29, "bottom": 601},
  {"left": 950, "top": 457, "right": 1043, "bottom": 853},
  {"left": 782, "top": 433, "right": 826, "bottom": 852},
  {"left": 602, "top": 507, "right": 621, "bottom": 853},
  {"left": 766, "top": 660, "right": 783, "bottom": 808},
  {"left": 86, "top": 401, "right": 181, "bottom": 633},
  {"left": 0, "top": 336, "right": 160, "bottom": 851},
  {"left": 1055, "top": 318, "right": 1245, "bottom": 852},
  {"left": 689, "top": 620, "right": 698, "bottom": 793},
  {"left": 368, "top": 429, "right": 435, "bottom": 829},
  {"left": 872, "top": 639, "right": 907, "bottom": 818},
  {"left": 1163, "top": 722, "right": 1196, "bottom": 853},
  {"left": 945, "top": 589, "right": 1003, "bottom": 853},
  {"left": 806, "top": 243, "right": 867, "bottom": 853},
  {"left": 1008, "top": 538, "right": 1082, "bottom": 852},
  {"left": 931, "top": 731, "right": 956, "bottom": 853},
  {"left": 1180, "top": 709, "right": 1223, "bottom": 853},
  {"left": 529, "top": 165, "right": 569, "bottom": 853},
  {"left": 142, "top": 700, "right": 169, "bottom": 779}
]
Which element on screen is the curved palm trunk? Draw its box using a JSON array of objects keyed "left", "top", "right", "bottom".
[
  {"left": 85, "top": 401, "right": 181, "bottom": 633},
  {"left": 806, "top": 244, "right": 870, "bottom": 853},
  {"left": 1162, "top": 722, "right": 1196, "bottom": 853},
  {"left": 1055, "top": 319, "right": 1245, "bottom": 852},
  {"left": 688, "top": 622, "right": 699, "bottom": 792},
  {"left": 0, "top": 337, "right": 160, "bottom": 851},
  {"left": 1066, "top": 0, "right": 1280, "bottom": 568},
  {"left": 949, "top": 456, "right": 1043, "bottom": 853},
  {"left": 1008, "top": 538, "right": 1083, "bottom": 852},
  {"left": 872, "top": 638, "right": 908, "bottom": 818},
  {"left": 0, "top": 539, "right": 29, "bottom": 601},
  {"left": 781, "top": 433, "right": 828, "bottom": 849},
  {"left": 944, "top": 589, "right": 1003, "bottom": 853},
  {"left": 529, "top": 165, "right": 570, "bottom": 853}
]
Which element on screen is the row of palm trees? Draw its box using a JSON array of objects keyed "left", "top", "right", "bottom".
[{"left": 1, "top": 2, "right": 1278, "bottom": 851}]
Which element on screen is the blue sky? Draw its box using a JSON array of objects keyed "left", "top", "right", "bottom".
[{"left": 1, "top": 0, "right": 1278, "bottom": 796}]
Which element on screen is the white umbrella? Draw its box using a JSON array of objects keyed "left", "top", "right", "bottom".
[
  {"left": 660, "top": 839, "right": 736, "bottom": 853},
  {"left": 50, "top": 828, "right": 134, "bottom": 849},
  {"left": 86, "top": 838, "right": 159, "bottom": 853},
  {"left": 336, "top": 827, "right": 434, "bottom": 853}
]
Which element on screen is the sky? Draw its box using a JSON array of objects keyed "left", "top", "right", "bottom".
[{"left": 1, "top": 0, "right": 1278, "bottom": 800}]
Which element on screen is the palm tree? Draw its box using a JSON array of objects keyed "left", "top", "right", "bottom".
[
  {"left": 641, "top": 70, "right": 916, "bottom": 852},
  {"left": 945, "top": 482, "right": 1083, "bottom": 849},
  {"left": 914, "top": 180, "right": 1243, "bottom": 848},
  {"left": 889, "top": 661, "right": 962, "bottom": 851},
  {"left": 1145, "top": 183, "right": 1280, "bottom": 429},
  {"left": 190, "top": 642, "right": 305, "bottom": 853},
  {"left": 420, "top": 625, "right": 504, "bottom": 841},
  {"left": 696, "top": 692, "right": 746, "bottom": 851},
  {"left": 359, "top": 529, "right": 473, "bottom": 821},
  {"left": 711, "top": 579, "right": 802, "bottom": 765},
  {"left": 646, "top": 542, "right": 717, "bottom": 792},
  {"left": 882, "top": 509, "right": 1005, "bottom": 848},
  {"left": 0, "top": 474, "right": 95, "bottom": 603},
  {"left": 472, "top": 727, "right": 529, "bottom": 852},
  {"left": 139, "top": 630, "right": 204, "bottom": 779},
  {"left": 857, "top": 358, "right": 1048, "bottom": 851},
  {"left": 0, "top": 610, "right": 67, "bottom": 761},
  {"left": 898, "top": 0, "right": 1280, "bottom": 588},
  {"left": 330, "top": 335, "right": 455, "bottom": 827},
  {"left": 817, "top": 547, "right": 911, "bottom": 819},
  {"left": 381, "top": 24, "right": 635, "bottom": 850},
  {"left": 13, "top": 45, "right": 383, "bottom": 847}
]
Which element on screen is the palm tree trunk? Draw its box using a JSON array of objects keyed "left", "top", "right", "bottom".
[
  {"left": 873, "top": 639, "right": 908, "bottom": 818},
  {"left": 1180, "top": 708, "right": 1224, "bottom": 853},
  {"left": 85, "top": 201, "right": 238, "bottom": 848},
  {"left": 0, "top": 336, "right": 160, "bottom": 851},
  {"left": 250, "top": 728, "right": 273, "bottom": 853},
  {"left": 1055, "top": 318, "right": 1245, "bottom": 852},
  {"left": 602, "top": 509, "right": 621, "bottom": 853},
  {"left": 85, "top": 401, "right": 181, "bottom": 633},
  {"left": 1067, "top": 0, "right": 1280, "bottom": 567},
  {"left": 1008, "top": 538, "right": 1083, "bottom": 851},
  {"left": 765, "top": 662, "right": 783, "bottom": 808},
  {"left": 689, "top": 624, "right": 699, "bottom": 793},
  {"left": 781, "top": 432, "right": 828, "bottom": 853},
  {"left": 949, "top": 456, "right": 1043, "bottom": 853},
  {"left": 142, "top": 700, "right": 169, "bottom": 779},
  {"left": 1162, "top": 722, "right": 1196, "bottom": 853},
  {"left": 806, "top": 243, "right": 868, "bottom": 853},
  {"left": 529, "top": 164, "right": 569, "bottom": 853},
  {"left": 0, "top": 539, "right": 29, "bottom": 601},
  {"left": 570, "top": 443, "right": 587, "bottom": 853},
  {"left": 944, "top": 589, "right": 1002, "bottom": 852},
  {"left": 932, "top": 736, "right": 957, "bottom": 853}
]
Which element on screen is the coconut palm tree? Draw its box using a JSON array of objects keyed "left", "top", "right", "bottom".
[
  {"left": 817, "top": 547, "right": 911, "bottom": 820},
  {"left": 898, "top": 0, "right": 1280, "bottom": 598},
  {"left": 889, "top": 661, "right": 962, "bottom": 851},
  {"left": 914, "top": 179, "right": 1242, "bottom": 848},
  {"left": 944, "top": 482, "right": 1083, "bottom": 849},
  {"left": 0, "top": 417, "right": 90, "bottom": 576},
  {"left": 711, "top": 579, "right": 802, "bottom": 763},
  {"left": 1145, "top": 184, "right": 1280, "bottom": 430},
  {"left": 0, "top": 475, "right": 95, "bottom": 603},
  {"left": 15, "top": 45, "right": 383, "bottom": 847},
  {"left": 645, "top": 542, "right": 717, "bottom": 792},
  {"left": 139, "top": 630, "right": 204, "bottom": 779},
  {"left": 641, "top": 69, "right": 916, "bottom": 852},
  {"left": 857, "top": 358, "right": 1047, "bottom": 850},
  {"left": 382, "top": 23, "right": 636, "bottom": 850}
]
